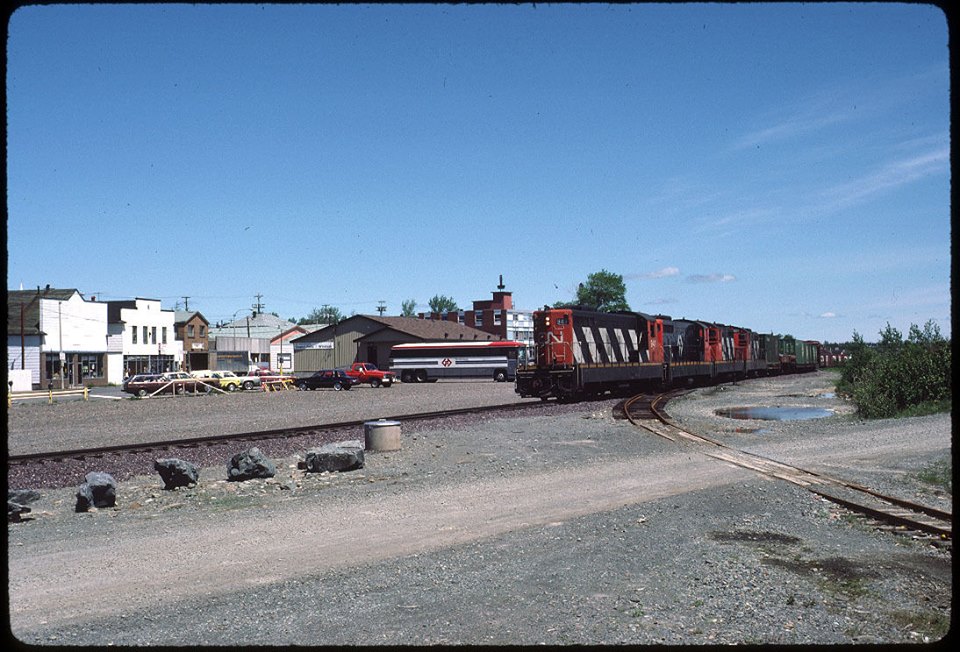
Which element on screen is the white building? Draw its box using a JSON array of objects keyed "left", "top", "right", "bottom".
[
  {"left": 106, "top": 298, "right": 180, "bottom": 383},
  {"left": 7, "top": 287, "right": 109, "bottom": 388}
]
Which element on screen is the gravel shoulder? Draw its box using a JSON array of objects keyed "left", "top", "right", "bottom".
[{"left": 6, "top": 371, "right": 952, "bottom": 645}]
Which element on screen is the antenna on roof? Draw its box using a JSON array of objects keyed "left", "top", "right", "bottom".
[{"left": 497, "top": 275, "right": 505, "bottom": 291}]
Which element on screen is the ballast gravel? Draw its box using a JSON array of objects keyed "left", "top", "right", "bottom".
[{"left": 7, "top": 372, "right": 952, "bottom": 645}]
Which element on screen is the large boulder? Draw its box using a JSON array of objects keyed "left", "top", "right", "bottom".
[
  {"left": 304, "top": 440, "right": 365, "bottom": 473},
  {"left": 75, "top": 472, "right": 117, "bottom": 512},
  {"left": 227, "top": 447, "right": 276, "bottom": 482},
  {"left": 8, "top": 489, "right": 41, "bottom": 522},
  {"left": 154, "top": 458, "right": 200, "bottom": 489}
]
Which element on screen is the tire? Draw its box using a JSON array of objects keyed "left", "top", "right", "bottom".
[
  {"left": 333, "top": 382, "right": 343, "bottom": 391},
  {"left": 371, "top": 379, "right": 381, "bottom": 388},
  {"left": 242, "top": 380, "right": 254, "bottom": 391},
  {"left": 415, "top": 370, "right": 428, "bottom": 383},
  {"left": 401, "top": 371, "right": 413, "bottom": 384},
  {"left": 226, "top": 383, "right": 237, "bottom": 392},
  {"left": 494, "top": 370, "right": 507, "bottom": 382},
  {"left": 296, "top": 382, "right": 307, "bottom": 391},
  {"left": 137, "top": 388, "right": 147, "bottom": 398}
]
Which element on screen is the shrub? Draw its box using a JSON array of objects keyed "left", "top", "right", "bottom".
[{"left": 837, "top": 321, "right": 951, "bottom": 419}]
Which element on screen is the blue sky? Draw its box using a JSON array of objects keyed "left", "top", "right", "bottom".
[{"left": 6, "top": 3, "right": 950, "bottom": 342}]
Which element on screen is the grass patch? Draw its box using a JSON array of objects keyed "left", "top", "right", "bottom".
[
  {"left": 914, "top": 458, "right": 952, "bottom": 494},
  {"left": 889, "top": 609, "right": 952, "bottom": 640}
]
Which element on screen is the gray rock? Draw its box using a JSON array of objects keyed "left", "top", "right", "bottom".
[
  {"left": 304, "top": 440, "right": 365, "bottom": 473},
  {"left": 9, "top": 489, "right": 41, "bottom": 505},
  {"left": 227, "top": 447, "right": 276, "bottom": 481},
  {"left": 75, "top": 472, "right": 117, "bottom": 512},
  {"left": 8, "top": 489, "right": 42, "bottom": 522},
  {"left": 154, "top": 458, "right": 200, "bottom": 489}
]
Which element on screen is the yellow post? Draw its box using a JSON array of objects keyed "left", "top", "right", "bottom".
[
  {"left": 83, "top": 386, "right": 89, "bottom": 400},
  {"left": 48, "top": 390, "right": 53, "bottom": 404}
]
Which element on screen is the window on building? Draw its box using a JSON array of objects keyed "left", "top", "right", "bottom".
[
  {"left": 151, "top": 326, "right": 157, "bottom": 344},
  {"left": 142, "top": 326, "right": 148, "bottom": 344},
  {"left": 162, "top": 327, "right": 168, "bottom": 344},
  {"left": 475, "top": 310, "right": 483, "bottom": 326},
  {"left": 132, "top": 326, "right": 138, "bottom": 344},
  {"left": 188, "top": 324, "right": 195, "bottom": 337},
  {"left": 200, "top": 325, "right": 206, "bottom": 337},
  {"left": 79, "top": 353, "right": 104, "bottom": 379}
]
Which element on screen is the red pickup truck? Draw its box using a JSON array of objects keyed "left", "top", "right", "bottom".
[{"left": 343, "top": 362, "right": 395, "bottom": 388}]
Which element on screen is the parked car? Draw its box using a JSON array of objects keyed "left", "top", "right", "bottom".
[
  {"left": 122, "top": 372, "right": 208, "bottom": 397},
  {"left": 248, "top": 367, "right": 296, "bottom": 389},
  {"left": 294, "top": 369, "right": 360, "bottom": 391},
  {"left": 190, "top": 369, "right": 261, "bottom": 392}
]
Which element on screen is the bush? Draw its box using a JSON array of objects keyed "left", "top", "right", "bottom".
[{"left": 837, "top": 321, "right": 951, "bottom": 419}]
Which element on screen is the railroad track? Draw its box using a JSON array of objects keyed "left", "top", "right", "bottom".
[
  {"left": 7, "top": 401, "right": 550, "bottom": 467},
  {"left": 623, "top": 392, "right": 952, "bottom": 541}
]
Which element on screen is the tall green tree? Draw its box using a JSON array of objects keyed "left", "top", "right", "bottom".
[
  {"left": 401, "top": 299, "right": 418, "bottom": 317},
  {"left": 556, "top": 269, "right": 630, "bottom": 312},
  {"left": 298, "top": 305, "right": 343, "bottom": 325},
  {"left": 428, "top": 294, "right": 459, "bottom": 313}
]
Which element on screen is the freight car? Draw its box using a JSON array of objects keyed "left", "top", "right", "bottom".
[{"left": 515, "top": 307, "right": 818, "bottom": 401}]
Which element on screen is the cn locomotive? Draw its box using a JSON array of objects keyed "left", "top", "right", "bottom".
[{"left": 515, "top": 306, "right": 819, "bottom": 401}]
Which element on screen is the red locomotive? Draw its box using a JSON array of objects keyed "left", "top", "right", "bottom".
[{"left": 515, "top": 307, "right": 817, "bottom": 401}]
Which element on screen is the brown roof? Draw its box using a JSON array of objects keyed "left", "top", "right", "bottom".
[
  {"left": 366, "top": 316, "right": 496, "bottom": 341},
  {"left": 291, "top": 315, "right": 496, "bottom": 344}
]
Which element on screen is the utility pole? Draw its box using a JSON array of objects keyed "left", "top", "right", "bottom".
[
  {"left": 58, "top": 301, "right": 64, "bottom": 389},
  {"left": 252, "top": 293, "right": 265, "bottom": 317},
  {"left": 377, "top": 300, "right": 386, "bottom": 316},
  {"left": 182, "top": 296, "right": 190, "bottom": 311}
]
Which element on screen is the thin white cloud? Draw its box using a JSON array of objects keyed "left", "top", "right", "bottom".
[
  {"left": 686, "top": 273, "right": 736, "bottom": 284},
  {"left": 819, "top": 312, "right": 838, "bottom": 319},
  {"left": 820, "top": 146, "right": 949, "bottom": 208},
  {"left": 627, "top": 266, "right": 680, "bottom": 280}
]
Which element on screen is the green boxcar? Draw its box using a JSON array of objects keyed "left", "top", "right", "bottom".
[{"left": 796, "top": 340, "right": 818, "bottom": 369}]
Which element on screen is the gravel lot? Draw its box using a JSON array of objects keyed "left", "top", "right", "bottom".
[{"left": 7, "top": 372, "right": 952, "bottom": 645}]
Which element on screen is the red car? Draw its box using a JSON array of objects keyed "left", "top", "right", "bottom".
[{"left": 122, "top": 372, "right": 209, "bottom": 397}]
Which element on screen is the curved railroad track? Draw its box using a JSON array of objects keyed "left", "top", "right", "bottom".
[{"left": 623, "top": 392, "right": 952, "bottom": 541}]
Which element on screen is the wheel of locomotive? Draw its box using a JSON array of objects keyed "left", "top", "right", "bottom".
[
  {"left": 415, "top": 370, "right": 428, "bottom": 383},
  {"left": 494, "top": 369, "right": 507, "bottom": 382},
  {"left": 401, "top": 371, "right": 413, "bottom": 384}
]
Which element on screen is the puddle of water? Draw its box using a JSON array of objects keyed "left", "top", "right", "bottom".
[
  {"left": 716, "top": 407, "right": 834, "bottom": 421},
  {"left": 818, "top": 392, "right": 836, "bottom": 399}
]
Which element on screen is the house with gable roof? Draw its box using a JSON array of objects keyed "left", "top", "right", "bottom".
[{"left": 290, "top": 315, "right": 497, "bottom": 373}]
